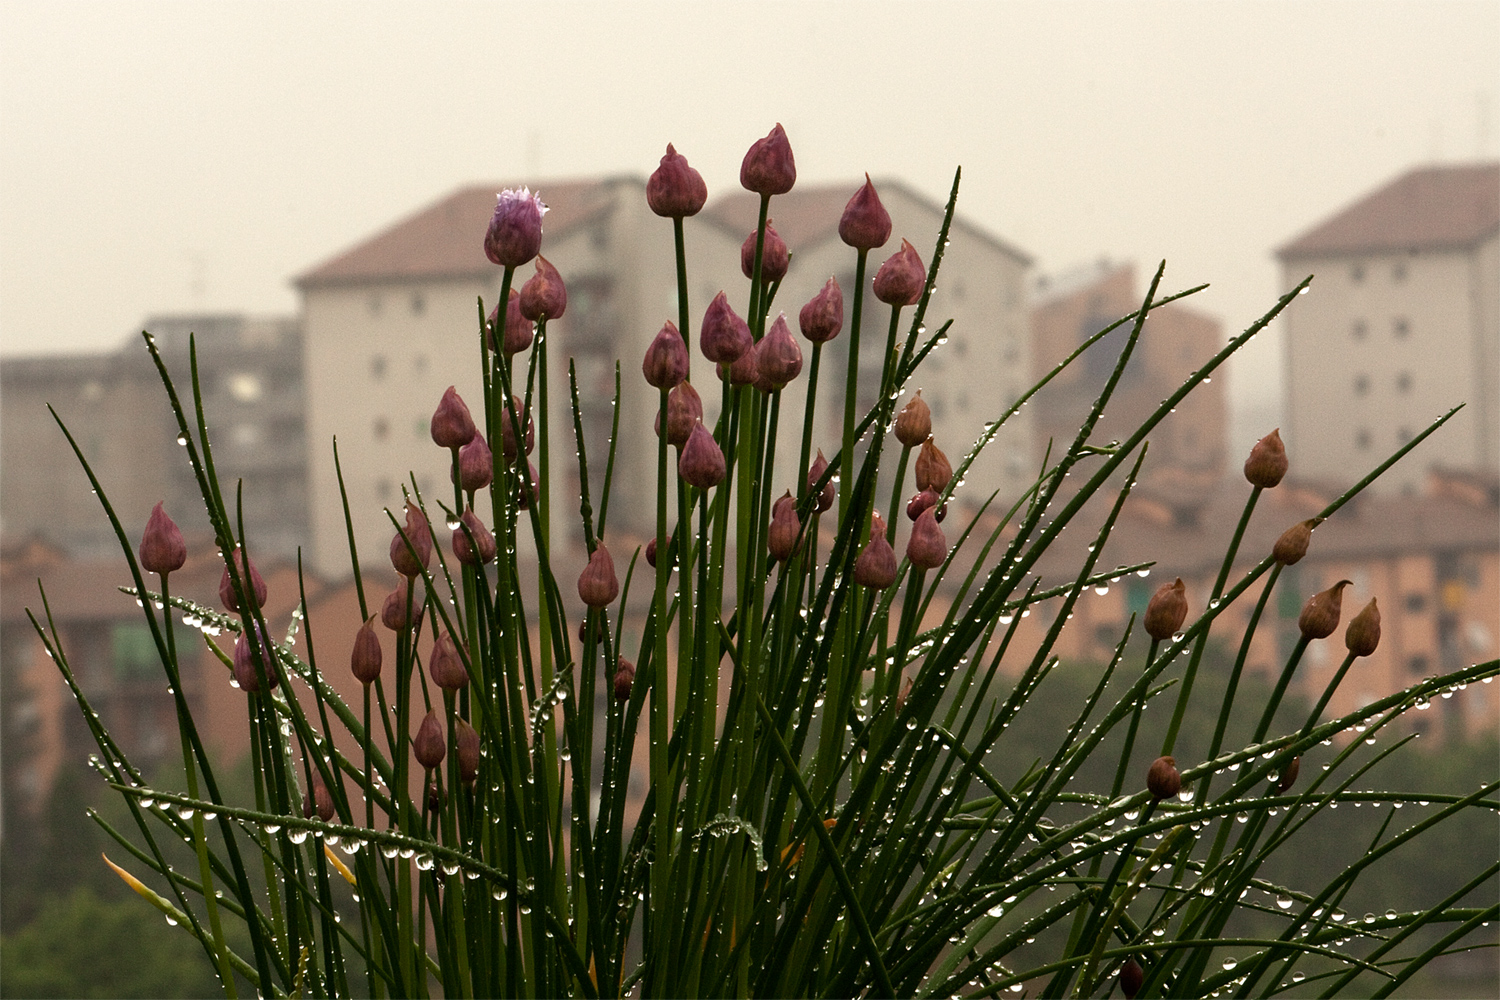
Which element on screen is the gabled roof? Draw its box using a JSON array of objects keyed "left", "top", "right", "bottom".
[
  {"left": 1278, "top": 162, "right": 1499, "bottom": 258},
  {"left": 699, "top": 179, "right": 1032, "bottom": 266},
  {"left": 295, "top": 178, "right": 638, "bottom": 288}
]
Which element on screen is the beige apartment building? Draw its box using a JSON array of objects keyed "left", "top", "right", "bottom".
[{"left": 1277, "top": 163, "right": 1499, "bottom": 493}]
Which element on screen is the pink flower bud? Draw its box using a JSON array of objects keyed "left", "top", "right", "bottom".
[
  {"left": 413, "top": 709, "right": 446, "bottom": 770},
  {"left": 1244, "top": 429, "right": 1288, "bottom": 489},
  {"left": 720, "top": 346, "right": 760, "bottom": 386},
  {"left": 430, "top": 386, "right": 477, "bottom": 450},
  {"left": 701, "top": 291, "right": 753, "bottom": 365},
  {"left": 219, "top": 548, "right": 267, "bottom": 613},
  {"left": 894, "top": 392, "right": 932, "bottom": 448},
  {"left": 1272, "top": 517, "right": 1322, "bottom": 566},
  {"left": 484, "top": 187, "right": 546, "bottom": 268},
  {"left": 381, "top": 578, "right": 423, "bottom": 631},
  {"left": 798, "top": 276, "right": 844, "bottom": 344},
  {"left": 1144, "top": 578, "right": 1188, "bottom": 642},
  {"left": 854, "top": 513, "right": 897, "bottom": 589},
  {"left": 613, "top": 657, "right": 636, "bottom": 702},
  {"left": 500, "top": 395, "right": 534, "bottom": 461},
  {"left": 1120, "top": 958, "right": 1145, "bottom": 1000},
  {"left": 645, "top": 536, "right": 660, "bottom": 568},
  {"left": 390, "top": 503, "right": 433, "bottom": 578},
  {"left": 647, "top": 143, "right": 708, "bottom": 218},
  {"left": 906, "top": 507, "right": 948, "bottom": 569},
  {"left": 428, "top": 631, "right": 469, "bottom": 691},
  {"left": 488, "top": 289, "right": 535, "bottom": 356},
  {"left": 516, "top": 461, "right": 540, "bottom": 510},
  {"left": 643, "top": 321, "right": 690, "bottom": 389},
  {"left": 518, "top": 255, "right": 567, "bottom": 322},
  {"left": 914, "top": 438, "right": 953, "bottom": 493},
  {"left": 233, "top": 625, "right": 278, "bottom": 694},
  {"left": 767, "top": 491, "right": 801, "bottom": 563},
  {"left": 578, "top": 544, "right": 619, "bottom": 608},
  {"left": 741, "top": 221, "right": 789, "bottom": 283},
  {"left": 1344, "top": 598, "right": 1381, "bottom": 657},
  {"left": 839, "top": 174, "right": 892, "bottom": 250},
  {"left": 1299, "top": 579, "right": 1352, "bottom": 640},
  {"left": 906, "top": 488, "right": 946, "bottom": 523},
  {"left": 139, "top": 502, "right": 186, "bottom": 577},
  {"left": 452, "top": 509, "right": 496, "bottom": 566},
  {"left": 1147, "top": 755, "right": 1181, "bottom": 800},
  {"left": 872, "top": 238, "right": 925, "bottom": 306},
  {"left": 350, "top": 615, "right": 383, "bottom": 685},
  {"left": 740, "top": 123, "right": 796, "bottom": 196},
  {"left": 756, "top": 314, "right": 803, "bottom": 390},
  {"left": 303, "top": 774, "right": 335, "bottom": 822},
  {"left": 455, "top": 718, "right": 480, "bottom": 786},
  {"left": 455, "top": 435, "right": 494, "bottom": 492},
  {"left": 678, "top": 422, "right": 726, "bottom": 489},
  {"left": 807, "top": 450, "right": 835, "bottom": 513},
  {"left": 656, "top": 381, "right": 703, "bottom": 448}
]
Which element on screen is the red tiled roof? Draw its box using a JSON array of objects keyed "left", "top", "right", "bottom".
[
  {"left": 1278, "top": 163, "right": 1500, "bottom": 258},
  {"left": 295, "top": 179, "right": 635, "bottom": 288}
]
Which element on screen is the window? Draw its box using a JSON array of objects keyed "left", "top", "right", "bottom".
[
  {"left": 1350, "top": 263, "right": 1365, "bottom": 283},
  {"left": 368, "top": 294, "right": 382, "bottom": 316},
  {"left": 1395, "top": 371, "right": 1412, "bottom": 393},
  {"left": 1353, "top": 374, "right": 1370, "bottom": 395},
  {"left": 1392, "top": 261, "right": 1407, "bottom": 282},
  {"left": 411, "top": 292, "right": 425, "bottom": 316},
  {"left": 1392, "top": 317, "right": 1410, "bottom": 338},
  {"left": 373, "top": 417, "right": 389, "bottom": 441},
  {"left": 370, "top": 354, "right": 387, "bottom": 380},
  {"left": 1350, "top": 319, "right": 1367, "bottom": 340},
  {"left": 1355, "top": 428, "right": 1372, "bottom": 449},
  {"left": 226, "top": 372, "right": 263, "bottom": 403},
  {"left": 1406, "top": 654, "right": 1430, "bottom": 676},
  {"left": 1404, "top": 592, "right": 1427, "bottom": 613},
  {"left": 1397, "top": 427, "right": 1413, "bottom": 444}
]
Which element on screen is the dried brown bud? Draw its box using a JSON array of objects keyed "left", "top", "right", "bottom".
[
  {"left": 679, "top": 422, "right": 726, "bottom": 489},
  {"left": 656, "top": 381, "right": 703, "bottom": 448},
  {"left": 700, "top": 291, "right": 753, "bottom": 364},
  {"left": 413, "top": 709, "right": 446, "bottom": 770},
  {"left": 1144, "top": 578, "right": 1188, "bottom": 642},
  {"left": 906, "top": 507, "right": 948, "bottom": 570},
  {"left": 613, "top": 657, "right": 636, "bottom": 702},
  {"left": 854, "top": 513, "right": 898, "bottom": 589},
  {"left": 519, "top": 255, "right": 567, "bottom": 322},
  {"left": 756, "top": 314, "right": 803, "bottom": 390},
  {"left": 390, "top": 503, "right": 433, "bottom": 578},
  {"left": 643, "top": 321, "right": 690, "bottom": 389},
  {"left": 914, "top": 438, "right": 953, "bottom": 493},
  {"left": 455, "top": 718, "right": 480, "bottom": 786},
  {"left": 1244, "top": 428, "right": 1289, "bottom": 489},
  {"left": 219, "top": 548, "right": 267, "bottom": 613},
  {"left": 872, "top": 238, "right": 924, "bottom": 307},
  {"left": 302, "top": 774, "right": 335, "bottom": 823},
  {"left": 1272, "top": 517, "right": 1322, "bottom": 566},
  {"left": 430, "top": 386, "right": 477, "bottom": 450},
  {"left": 647, "top": 143, "right": 708, "bottom": 218},
  {"left": 453, "top": 509, "right": 497, "bottom": 566},
  {"left": 381, "top": 578, "right": 423, "bottom": 631},
  {"left": 798, "top": 276, "right": 843, "bottom": 344},
  {"left": 1299, "top": 579, "right": 1352, "bottom": 640},
  {"left": 741, "top": 221, "right": 789, "bottom": 283},
  {"left": 1147, "top": 755, "right": 1181, "bottom": 800},
  {"left": 578, "top": 545, "right": 619, "bottom": 608},
  {"left": 1276, "top": 756, "right": 1301, "bottom": 793},
  {"left": 839, "top": 174, "right": 892, "bottom": 251},
  {"left": 139, "top": 502, "right": 186, "bottom": 577},
  {"left": 428, "top": 632, "right": 469, "bottom": 691},
  {"left": 895, "top": 392, "right": 932, "bottom": 448},
  {"left": 739, "top": 123, "right": 796, "bottom": 196},
  {"left": 767, "top": 491, "right": 801, "bottom": 563},
  {"left": 1120, "top": 957, "right": 1145, "bottom": 999},
  {"left": 1344, "top": 597, "right": 1381, "bottom": 657},
  {"left": 807, "top": 450, "right": 835, "bottom": 513},
  {"left": 350, "top": 615, "right": 383, "bottom": 685}
]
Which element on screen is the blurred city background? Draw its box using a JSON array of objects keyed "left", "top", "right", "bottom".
[{"left": 1, "top": 2, "right": 1495, "bottom": 996}]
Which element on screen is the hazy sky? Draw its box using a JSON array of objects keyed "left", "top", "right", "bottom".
[{"left": 1, "top": 1, "right": 1495, "bottom": 445}]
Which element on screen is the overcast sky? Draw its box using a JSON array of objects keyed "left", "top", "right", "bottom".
[{"left": 1, "top": 1, "right": 1495, "bottom": 452}]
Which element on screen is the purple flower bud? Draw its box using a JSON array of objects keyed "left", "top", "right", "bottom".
[
  {"left": 1147, "top": 755, "right": 1181, "bottom": 800},
  {"left": 1120, "top": 958, "right": 1145, "bottom": 1000},
  {"left": 455, "top": 435, "right": 493, "bottom": 493},
  {"left": 741, "top": 221, "right": 789, "bottom": 283},
  {"left": 720, "top": 345, "right": 760, "bottom": 386},
  {"left": 381, "top": 578, "right": 423, "bottom": 631},
  {"left": 740, "top": 123, "right": 796, "bottom": 196},
  {"left": 701, "top": 291, "right": 753, "bottom": 365},
  {"left": 798, "top": 276, "right": 843, "bottom": 344},
  {"left": 613, "top": 657, "right": 636, "bottom": 702},
  {"left": 430, "top": 386, "right": 477, "bottom": 450},
  {"left": 455, "top": 718, "right": 480, "bottom": 786},
  {"left": 647, "top": 143, "right": 708, "bottom": 218},
  {"left": 219, "top": 548, "right": 267, "bottom": 613},
  {"left": 644, "top": 536, "right": 660, "bottom": 568},
  {"left": 303, "top": 774, "right": 335, "bottom": 822},
  {"left": 484, "top": 187, "right": 546, "bottom": 268},
  {"left": 413, "top": 709, "right": 446, "bottom": 770},
  {"left": 643, "top": 321, "right": 690, "bottom": 389},
  {"left": 807, "top": 450, "right": 835, "bottom": 513},
  {"left": 854, "top": 513, "right": 897, "bottom": 589},
  {"left": 872, "top": 238, "right": 925, "bottom": 306},
  {"left": 756, "top": 314, "right": 803, "bottom": 390},
  {"left": 839, "top": 174, "right": 892, "bottom": 251},
  {"left": 519, "top": 255, "right": 567, "bottom": 322},
  {"left": 139, "top": 502, "right": 186, "bottom": 577},
  {"left": 429, "top": 631, "right": 469, "bottom": 691},
  {"left": 678, "top": 422, "right": 726, "bottom": 489},
  {"left": 1144, "top": 578, "right": 1188, "bottom": 641},
  {"left": 914, "top": 438, "right": 953, "bottom": 493},
  {"left": 500, "top": 395, "right": 534, "bottom": 461},
  {"left": 906, "top": 489, "right": 947, "bottom": 523},
  {"left": 516, "top": 461, "right": 539, "bottom": 510},
  {"left": 488, "top": 289, "right": 535, "bottom": 356},
  {"left": 1345, "top": 597, "right": 1381, "bottom": 657},
  {"left": 233, "top": 624, "right": 278, "bottom": 694},
  {"left": 578, "top": 545, "right": 619, "bottom": 608},
  {"left": 350, "top": 615, "right": 383, "bottom": 685},
  {"left": 656, "top": 381, "right": 703, "bottom": 448},
  {"left": 1299, "top": 580, "right": 1352, "bottom": 640},
  {"left": 390, "top": 503, "right": 433, "bottom": 578},
  {"left": 767, "top": 491, "right": 801, "bottom": 563},
  {"left": 907, "top": 507, "right": 948, "bottom": 569},
  {"left": 452, "top": 509, "right": 496, "bottom": 566},
  {"left": 1244, "top": 429, "right": 1289, "bottom": 489},
  {"left": 894, "top": 392, "right": 931, "bottom": 448}
]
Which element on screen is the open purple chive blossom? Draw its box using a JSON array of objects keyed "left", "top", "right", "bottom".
[{"left": 484, "top": 187, "right": 547, "bottom": 268}]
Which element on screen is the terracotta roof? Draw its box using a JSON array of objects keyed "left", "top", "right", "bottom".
[
  {"left": 295, "top": 178, "right": 637, "bottom": 288},
  {"left": 700, "top": 178, "right": 1032, "bottom": 265},
  {"left": 1278, "top": 162, "right": 1500, "bottom": 258}
]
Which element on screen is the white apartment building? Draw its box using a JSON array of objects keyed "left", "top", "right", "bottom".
[{"left": 1277, "top": 163, "right": 1499, "bottom": 493}]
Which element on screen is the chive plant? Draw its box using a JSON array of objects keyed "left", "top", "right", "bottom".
[{"left": 31, "top": 125, "right": 1497, "bottom": 998}]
